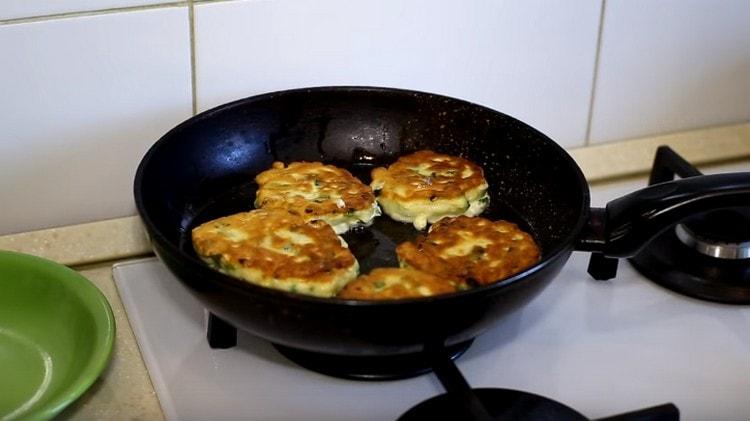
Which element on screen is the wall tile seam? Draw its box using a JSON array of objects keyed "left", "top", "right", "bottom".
[
  {"left": 0, "top": 2, "right": 188, "bottom": 26},
  {"left": 193, "top": 0, "right": 246, "bottom": 4},
  {"left": 1, "top": 0, "right": 620, "bottom": 143},
  {"left": 583, "top": 0, "right": 607, "bottom": 147},
  {"left": 188, "top": 0, "right": 254, "bottom": 114},
  {"left": 188, "top": 0, "right": 198, "bottom": 115}
]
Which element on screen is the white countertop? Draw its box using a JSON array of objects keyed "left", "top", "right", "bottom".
[{"left": 112, "top": 159, "right": 750, "bottom": 420}]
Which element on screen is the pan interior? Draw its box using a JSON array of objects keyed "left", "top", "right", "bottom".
[
  {"left": 177, "top": 168, "right": 536, "bottom": 274},
  {"left": 138, "top": 87, "right": 589, "bottom": 278}
]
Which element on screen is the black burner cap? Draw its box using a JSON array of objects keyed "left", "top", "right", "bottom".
[
  {"left": 399, "top": 388, "right": 586, "bottom": 421},
  {"left": 400, "top": 389, "right": 680, "bottom": 421},
  {"left": 680, "top": 208, "right": 750, "bottom": 245},
  {"left": 630, "top": 223, "right": 750, "bottom": 304}
]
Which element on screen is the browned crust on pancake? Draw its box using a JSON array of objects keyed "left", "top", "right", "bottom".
[
  {"left": 396, "top": 216, "right": 540, "bottom": 285},
  {"left": 370, "top": 150, "right": 487, "bottom": 201},
  {"left": 337, "top": 267, "right": 459, "bottom": 300},
  {"left": 255, "top": 161, "right": 375, "bottom": 218},
  {"left": 192, "top": 209, "right": 356, "bottom": 283}
]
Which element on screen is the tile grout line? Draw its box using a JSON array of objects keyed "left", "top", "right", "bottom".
[
  {"left": 583, "top": 0, "right": 607, "bottom": 146},
  {"left": 185, "top": 0, "right": 239, "bottom": 113},
  {"left": 188, "top": 0, "right": 198, "bottom": 115},
  {"left": 192, "top": 0, "right": 244, "bottom": 4},
  {"left": 0, "top": 2, "right": 188, "bottom": 25}
]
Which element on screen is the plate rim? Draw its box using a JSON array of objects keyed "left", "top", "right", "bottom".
[{"left": 0, "top": 250, "right": 116, "bottom": 420}]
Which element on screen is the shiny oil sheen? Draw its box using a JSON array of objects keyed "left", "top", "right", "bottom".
[{"left": 135, "top": 87, "right": 590, "bottom": 356}]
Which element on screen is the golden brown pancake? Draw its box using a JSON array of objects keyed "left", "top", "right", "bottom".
[
  {"left": 370, "top": 150, "right": 489, "bottom": 230},
  {"left": 192, "top": 209, "right": 359, "bottom": 297},
  {"left": 396, "top": 215, "right": 540, "bottom": 285},
  {"left": 337, "top": 267, "right": 461, "bottom": 300},
  {"left": 255, "top": 161, "right": 380, "bottom": 234}
]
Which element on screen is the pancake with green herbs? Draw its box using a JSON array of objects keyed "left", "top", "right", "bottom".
[
  {"left": 192, "top": 209, "right": 359, "bottom": 297},
  {"left": 370, "top": 150, "right": 489, "bottom": 230},
  {"left": 255, "top": 161, "right": 380, "bottom": 234},
  {"left": 337, "top": 267, "right": 463, "bottom": 300},
  {"left": 396, "top": 215, "right": 539, "bottom": 285}
]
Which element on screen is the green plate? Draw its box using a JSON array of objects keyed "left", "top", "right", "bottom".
[{"left": 0, "top": 251, "right": 115, "bottom": 420}]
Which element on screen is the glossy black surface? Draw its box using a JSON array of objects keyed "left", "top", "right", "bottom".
[
  {"left": 603, "top": 173, "right": 750, "bottom": 258},
  {"left": 680, "top": 207, "right": 750, "bottom": 245},
  {"left": 629, "top": 146, "right": 750, "bottom": 303},
  {"left": 401, "top": 389, "right": 680, "bottom": 421},
  {"left": 273, "top": 340, "right": 472, "bottom": 380},
  {"left": 134, "top": 87, "right": 750, "bottom": 357},
  {"left": 206, "top": 312, "right": 236, "bottom": 349},
  {"left": 404, "top": 345, "right": 679, "bottom": 421},
  {"left": 399, "top": 388, "right": 588, "bottom": 421},
  {"left": 582, "top": 172, "right": 750, "bottom": 282},
  {"left": 580, "top": 145, "right": 750, "bottom": 268},
  {"left": 650, "top": 145, "right": 750, "bottom": 245},
  {"left": 630, "top": 227, "right": 750, "bottom": 303},
  {"left": 135, "top": 87, "right": 589, "bottom": 356}
]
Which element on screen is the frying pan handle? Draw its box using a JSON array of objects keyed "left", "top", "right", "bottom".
[{"left": 577, "top": 172, "right": 750, "bottom": 259}]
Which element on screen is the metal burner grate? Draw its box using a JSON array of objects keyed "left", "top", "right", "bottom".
[{"left": 628, "top": 146, "right": 750, "bottom": 303}]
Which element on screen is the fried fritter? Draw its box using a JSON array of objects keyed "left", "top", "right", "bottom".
[
  {"left": 255, "top": 161, "right": 380, "bottom": 234},
  {"left": 192, "top": 209, "right": 359, "bottom": 297},
  {"left": 370, "top": 150, "right": 489, "bottom": 230},
  {"left": 396, "top": 215, "right": 540, "bottom": 285},
  {"left": 337, "top": 267, "right": 462, "bottom": 300}
]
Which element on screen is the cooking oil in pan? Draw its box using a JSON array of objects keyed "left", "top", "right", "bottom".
[{"left": 179, "top": 166, "right": 538, "bottom": 272}]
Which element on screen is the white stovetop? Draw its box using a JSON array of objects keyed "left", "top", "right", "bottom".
[{"left": 114, "top": 161, "right": 750, "bottom": 421}]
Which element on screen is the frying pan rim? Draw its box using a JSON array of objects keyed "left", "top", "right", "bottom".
[{"left": 134, "top": 85, "right": 591, "bottom": 307}]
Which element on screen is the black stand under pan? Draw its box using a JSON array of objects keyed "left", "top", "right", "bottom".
[
  {"left": 206, "top": 312, "right": 678, "bottom": 420},
  {"left": 206, "top": 312, "right": 472, "bottom": 380}
]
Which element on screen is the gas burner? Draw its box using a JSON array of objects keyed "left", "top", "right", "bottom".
[
  {"left": 674, "top": 209, "right": 750, "bottom": 260},
  {"left": 397, "top": 346, "right": 678, "bottom": 421},
  {"left": 400, "top": 388, "right": 587, "bottom": 421},
  {"left": 204, "top": 313, "right": 679, "bottom": 420},
  {"left": 400, "top": 389, "right": 678, "bottom": 421},
  {"left": 205, "top": 312, "right": 472, "bottom": 380},
  {"left": 628, "top": 147, "right": 750, "bottom": 303}
]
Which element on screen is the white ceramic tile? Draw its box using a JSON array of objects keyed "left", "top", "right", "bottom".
[
  {"left": 194, "top": 0, "right": 601, "bottom": 148},
  {"left": 589, "top": 0, "right": 750, "bottom": 144},
  {"left": 0, "top": 8, "right": 192, "bottom": 235},
  {"left": 0, "top": 0, "right": 172, "bottom": 20}
]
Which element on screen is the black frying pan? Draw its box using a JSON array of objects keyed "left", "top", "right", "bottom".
[{"left": 134, "top": 87, "right": 750, "bottom": 366}]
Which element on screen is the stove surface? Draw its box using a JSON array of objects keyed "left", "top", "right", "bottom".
[{"left": 114, "top": 161, "right": 750, "bottom": 421}]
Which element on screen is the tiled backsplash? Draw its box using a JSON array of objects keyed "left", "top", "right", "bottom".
[
  {"left": 0, "top": 7, "right": 192, "bottom": 236},
  {"left": 194, "top": 0, "right": 600, "bottom": 147},
  {"left": 1, "top": 0, "right": 749, "bottom": 235},
  {"left": 590, "top": 0, "right": 750, "bottom": 143}
]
